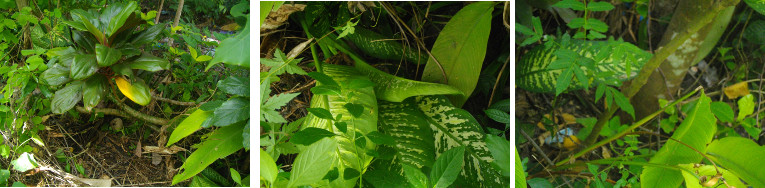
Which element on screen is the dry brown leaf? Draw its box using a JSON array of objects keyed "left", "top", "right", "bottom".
[
  {"left": 601, "top": 146, "right": 611, "bottom": 159},
  {"left": 75, "top": 177, "right": 111, "bottom": 187},
  {"left": 220, "top": 23, "right": 241, "bottom": 31},
  {"left": 724, "top": 81, "right": 750, "bottom": 99},
  {"left": 261, "top": 4, "right": 307, "bottom": 31},
  {"left": 286, "top": 38, "right": 314, "bottom": 59},
  {"left": 143, "top": 146, "right": 187, "bottom": 155},
  {"left": 562, "top": 113, "right": 577, "bottom": 125}
]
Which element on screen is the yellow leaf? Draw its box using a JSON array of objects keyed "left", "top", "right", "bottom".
[
  {"left": 562, "top": 113, "right": 577, "bottom": 125},
  {"left": 724, "top": 82, "right": 750, "bottom": 99},
  {"left": 561, "top": 135, "right": 580, "bottom": 151},
  {"left": 115, "top": 76, "right": 151, "bottom": 106}
]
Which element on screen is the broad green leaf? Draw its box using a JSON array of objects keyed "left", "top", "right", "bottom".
[
  {"left": 344, "top": 79, "right": 375, "bottom": 89},
  {"left": 40, "top": 64, "right": 71, "bottom": 86},
  {"left": 342, "top": 168, "right": 360, "bottom": 180},
  {"left": 485, "top": 109, "right": 510, "bottom": 124},
  {"left": 82, "top": 74, "right": 106, "bottom": 111},
  {"left": 363, "top": 160, "right": 409, "bottom": 188},
  {"left": 51, "top": 81, "right": 83, "bottom": 114},
  {"left": 302, "top": 64, "right": 378, "bottom": 188},
  {"left": 72, "top": 31, "right": 97, "bottom": 53},
  {"left": 196, "top": 55, "right": 213, "bottom": 62},
  {"left": 118, "top": 53, "right": 170, "bottom": 72},
  {"left": 710, "top": 101, "right": 734, "bottom": 123},
  {"left": 171, "top": 123, "right": 244, "bottom": 185},
  {"left": 217, "top": 76, "right": 249, "bottom": 96},
  {"left": 131, "top": 23, "right": 165, "bottom": 46},
  {"left": 102, "top": 1, "right": 138, "bottom": 36},
  {"left": 230, "top": 168, "right": 241, "bottom": 186},
  {"left": 354, "top": 60, "right": 463, "bottom": 102},
  {"left": 486, "top": 135, "right": 510, "bottom": 176},
  {"left": 706, "top": 137, "right": 765, "bottom": 187},
  {"left": 115, "top": 77, "right": 151, "bottom": 106},
  {"left": 378, "top": 99, "right": 436, "bottom": 168},
  {"left": 260, "top": 149, "right": 278, "bottom": 185},
  {"left": 310, "top": 85, "right": 341, "bottom": 96},
  {"left": 212, "top": 97, "right": 250, "bottom": 127},
  {"left": 344, "top": 103, "right": 364, "bottom": 117},
  {"left": 515, "top": 146, "right": 526, "bottom": 188},
  {"left": 290, "top": 127, "right": 336, "bottom": 146},
  {"left": 587, "top": 2, "right": 615, "bottom": 11},
  {"left": 365, "top": 131, "right": 395, "bottom": 146},
  {"left": 166, "top": 109, "right": 213, "bottom": 147},
  {"left": 95, "top": 44, "right": 121, "bottom": 67},
  {"left": 640, "top": 92, "right": 716, "bottom": 188},
  {"left": 242, "top": 121, "right": 250, "bottom": 150},
  {"left": 188, "top": 44, "right": 199, "bottom": 59},
  {"left": 307, "top": 108, "right": 334, "bottom": 120},
  {"left": 0, "top": 169, "right": 8, "bottom": 186},
  {"left": 288, "top": 138, "right": 337, "bottom": 187},
  {"left": 553, "top": 0, "right": 586, "bottom": 11},
  {"left": 415, "top": 95, "right": 508, "bottom": 188},
  {"left": 308, "top": 71, "right": 339, "bottom": 86},
  {"left": 10, "top": 153, "right": 38, "bottom": 172},
  {"left": 430, "top": 146, "right": 465, "bottom": 188},
  {"left": 737, "top": 94, "right": 754, "bottom": 121},
  {"left": 70, "top": 54, "right": 98, "bottom": 80},
  {"left": 744, "top": 0, "right": 765, "bottom": 16},
  {"left": 421, "top": 2, "right": 493, "bottom": 107},
  {"left": 207, "top": 20, "right": 249, "bottom": 71},
  {"left": 555, "top": 67, "right": 573, "bottom": 96},
  {"left": 678, "top": 163, "right": 745, "bottom": 188},
  {"left": 75, "top": 10, "right": 105, "bottom": 44},
  {"left": 403, "top": 164, "right": 428, "bottom": 188}
]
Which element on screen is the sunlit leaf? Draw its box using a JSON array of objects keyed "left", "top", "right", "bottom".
[
  {"left": 167, "top": 109, "right": 213, "bottom": 147},
  {"left": 287, "top": 138, "right": 337, "bottom": 187},
  {"left": 212, "top": 97, "right": 249, "bottom": 127},
  {"left": 207, "top": 20, "right": 249, "bottom": 70},
  {"left": 115, "top": 76, "right": 151, "bottom": 106},
  {"left": 706, "top": 137, "right": 765, "bottom": 187},
  {"left": 171, "top": 123, "right": 244, "bottom": 185}
]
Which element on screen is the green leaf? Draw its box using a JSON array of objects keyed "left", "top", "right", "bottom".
[
  {"left": 200, "top": 100, "right": 224, "bottom": 111},
  {"left": 51, "top": 81, "right": 83, "bottom": 114},
  {"left": 485, "top": 109, "right": 510, "bottom": 124},
  {"left": 555, "top": 67, "right": 573, "bottom": 96},
  {"left": 10, "top": 152, "right": 38, "bottom": 172},
  {"left": 230, "top": 168, "right": 241, "bottom": 186},
  {"left": 310, "top": 85, "right": 342, "bottom": 96},
  {"left": 118, "top": 53, "right": 170, "bottom": 72},
  {"left": 308, "top": 71, "right": 339, "bottom": 86},
  {"left": 366, "top": 131, "right": 395, "bottom": 146},
  {"left": 355, "top": 60, "right": 463, "bottom": 102},
  {"left": 131, "top": 23, "right": 165, "bottom": 46},
  {"left": 587, "top": 2, "right": 615, "bottom": 11},
  {"left": 82, "top": 74, "right": 106, "bottom": 111},
  {"left": 515, "top": 146, "right": 526, "bottom": 187},
  {"left": 287, "top": 138, "right": 337, "bottom": 187},
  {"left": 344, "top": 79, "right": 375, "bottom": 89},
  {"left": 213, "top": 97, "right": 250, "bottom": 127},
  {"left": 344, "top": 103, "right": 364, "bottom": 118},
  {"left": 553, "top": 0, "right": 586, "bottom": 10},
  {"left": 342, "top": 168, "right": 360, "bottom": 180},
  {"left": 307, "top": 108, "right": 334, "bottom": 120},
  {"left": 430, "top": 146, "right": 465, "bottom": 188},
  {"left": 166, "top": 109, "right": 213, "bottom": 147},
  {"left": 70, "top": 54, "right": 98, "bottom": 80},
  {"left": 710, "top": 101, "right": 734, "bottom": 123},
  {"left": 11, "top": 182, "right": 24, "bottom": 187},
  {"left": 41, "top": 64, "right": 71, "bottom": 86},
  {"left": 610, "top": 87, "right": 635, "bottom": 118},
  {"left": 706, "top": 137, "right": 765, "bottom": 187},
  {"left": 115, "top": 77, "right": 151, "bottom": 106},
  {"left": 370, "top": 99, "right": 438, "bottom": 168},
  {"left": 0, "top": 169, "right": 8, "bottom": 186},
  {"left": 415, "top": 95, "right": 508, "bottom": 187},
  {"left": 737, "top": 94, "right": 754, "bottom": 121},
  {"left": 421, "top": 2, "right": 493, "bottom": 107},
  {"left": 217, "top": 76, "right": 249, "bottom": 96},
  {"left": 260, "top": 148, "right": 279, "bottom": 185},
  {"left": 242, "top": 121, "right": 250, "bottom": 150},
  {"left": 678, "top": 163, "right": 746, "bottom": 188},
  {"left": 102, "top": 1, "right": 138, "bottom": 36},
  {"left": 261, "top": 49, "right": 307, "bottom": 76},
  {"left": 302, "top": 64, "right": 378, "bottom": 187},
  {"left": 322, "top": 167, "right": 339, "bottom": 181},
  {"left": 744, "top": 0, "right": 765, "bottom": 16},
  {"left": 486, "top": 135, "right": 510, "bottom": 176},
  {"left": 171, "top": 123, "right": 245, "bottom": 185},
  {"left": 261, "top": 87, "right": 298, "bottom": 123},
  {"left": 95, "top": 44, "right": 122, "bottom": 67},
  {"left": 640, "top": 92, "right": 717, "bottom": 188},
  {"left": 290, "top": 127, "right": 336, "bottom": 146},
  {"left": 403, "top": 164, "right": 429, "bottom": 188},
  {"left": 207, "top": 20, "right": 249, "bottom": 70}
]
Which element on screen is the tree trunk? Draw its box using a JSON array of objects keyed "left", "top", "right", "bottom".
[
  {"left": 632, "top": 0, "right": 735, "bottom": 119},
  {"left": 172, "top": 0, "right": 184, "bottom": 28},
  {"left": 154, "top": 0, "right": 164, "bottom": 24}
]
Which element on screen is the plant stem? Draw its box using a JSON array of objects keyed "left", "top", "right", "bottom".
[
  {"left": 583, "top": 0, "right": 741, "bottom": 146},
  {"left": 559, "top": 87, "right": 700, "bottom": 166}
]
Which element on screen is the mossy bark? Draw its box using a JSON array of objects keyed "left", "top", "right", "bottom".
[{"left": 632, "top": 1, "right": 735, "bottom": 119}]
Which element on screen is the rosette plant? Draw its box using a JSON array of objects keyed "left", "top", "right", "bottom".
[{"left": 41, "top": 1, "right": 168, "bottom": 114}]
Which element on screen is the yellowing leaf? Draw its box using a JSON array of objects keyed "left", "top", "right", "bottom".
[
  {"left": 562, "top": 113, "right": 577, "bottom": 125},
  {"left": 561, "top": 135, "right": 580, "bottom": 151},
  {"left": 115, "top": 76, "right": 151, "bottom": 106},
  {"left": 724, "top": 81, "right": 749, "bottom": 99}
]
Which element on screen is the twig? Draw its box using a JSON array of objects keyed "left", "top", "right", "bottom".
[
  {"left": 519, "top": 129, "right": 574, "bottom": 188},
  {"left": 487, "top": 56, "right": 510, "bottom": 107},
  {"left": 75, "top": 106, "right": 160, "bottom": 132},
  {"left": 284, "top": 80, "right": 316, "bottom": 94},
  {"left": 152, "top": 93, "right": 197, "bottom": 106}
]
